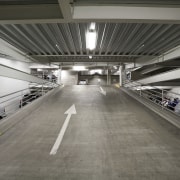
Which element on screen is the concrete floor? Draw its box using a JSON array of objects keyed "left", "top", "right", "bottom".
[{"left": 0, "top": 85, "right": 179, "bottom": 180}]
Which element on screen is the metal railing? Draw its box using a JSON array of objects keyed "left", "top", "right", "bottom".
[
  {"left": 123, "top": 80, "right": 180, "bottom": 116},
  {"left": 0, "top": 81, "right": 59, "bottom": 120}
]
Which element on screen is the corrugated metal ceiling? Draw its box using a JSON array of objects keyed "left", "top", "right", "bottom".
[{"left": 0, "top": 23, "right": 180, "bottom": 62}]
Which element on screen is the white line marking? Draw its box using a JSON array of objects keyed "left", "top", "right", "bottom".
[
  {"left": 99, "top": 86, "right": 106, "bottom": 96},
  {"left": 50, "top": 104, "right": 76, "bottom": 155}
]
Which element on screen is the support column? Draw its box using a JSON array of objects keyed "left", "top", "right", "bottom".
[
  {"left": 107, "top": 68, "right": 111, "bottom": 85},
  {"left": 119, "top": 65, "right": 125, "bottom": 87},
  {"left": 57, "top": 67, "right": 62, "bottom": 85},
  {"left": 119, "top": 65, "right": 122, "bottom": 86},
  {"left": 109, "top": 69, "right": 111, "bottom": 85}
]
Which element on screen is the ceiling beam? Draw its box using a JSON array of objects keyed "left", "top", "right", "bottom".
[
  {"left": 73, "top": 6, "right": 180, "bottom": 23},
  {"left": 31, "top": 56, "right": 135, "bottom": 63},
  {"left": 58, "top": 0, "right": 72, "bottom": 20},
  {"left": 0, "top": 4, "right": 63, "bottom": 23},
  {"left": 0, "top": 5, "right": 180, "bottom": 24}
]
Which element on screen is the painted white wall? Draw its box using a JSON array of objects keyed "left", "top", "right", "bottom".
[
  {"left": 61, "top": 70, "right": 78, "bottom": 85},
  {"left": 0, "top": 57, "right": 31, "bottom": 98},
  {"left": 0, "top": 76, "right": 30, "bottom": 114},
  {"left": 0, "top": 57, "right": 30, "bottom": 73},
  {"left": 0, "top": 76, "right": 29, "bottom": 97},
  {"left": 0, "top": 38, "right": 33, "bottom": 63}
]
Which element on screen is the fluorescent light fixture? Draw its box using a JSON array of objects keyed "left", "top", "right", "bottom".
[
  {"left": 37, "top": 68, "right": 42, "bottom": 71},
  {"left": 86, "top": 31, "right": 97, "bottom": 50},
  {"left": 113, "top": 66, "right": 118, "bottom": 69},
  {"left": 73, "top": 66, "right": 88, "bottom": 71},
  {"left": 90, "top": 69, "right": 102, "bottom": 75},
  {"left": 90, "top": 23, "right": 95, "bottom": 30}
]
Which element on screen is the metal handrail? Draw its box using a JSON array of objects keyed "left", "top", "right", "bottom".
[
  {"left": 0, "top": 81, "right": 59, "bottom": 119},
  {"left": 0, "top": 88, "right": 29, "bottom": 99},
  {"left": 123, "top": 80, "right": 180, "bottom": 116},
  {"left": 124, "top": 79, "right": 180, "bottom": 97}
]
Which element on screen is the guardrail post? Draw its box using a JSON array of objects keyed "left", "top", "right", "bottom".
[{"left": 162, "top": 89, "right": 164, "bottom": 110}]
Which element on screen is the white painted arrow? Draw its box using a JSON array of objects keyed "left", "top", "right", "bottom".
[
  {"left": 99, "top": 86, "right": 106, "bottom": 96},
  {"left": 50, "top": 104, "right": 76, "bottom": 155}
]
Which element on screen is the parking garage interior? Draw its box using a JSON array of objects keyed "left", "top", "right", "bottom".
[{"left": 0, "top": 0, "right": 180, "bottom": 180}]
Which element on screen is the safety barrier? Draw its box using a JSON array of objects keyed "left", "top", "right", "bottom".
[
  {"left": 123, "top": 80, "right": 180, "bottom": 116},
  {"left": 0, "top": 81, "right": 59, "bottom": 119}
]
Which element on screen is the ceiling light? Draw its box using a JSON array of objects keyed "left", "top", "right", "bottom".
[
  {"left": 73, "top": 66, "right": 88, "bottom": 71},
  {"left": 86, "top": 31, "right": 97, "bottom": 50},
  {"left": 90, "top": 69, "right": 103, "bottom": 75},
  {"left": 90, "top": 23, "right": 95, "bottom": 30},
  {"left": 86, "top": 23, "right": 97, "bottom": 51},
  {"left": 113, "top": 66, "right": 118, "bottom": 69}
]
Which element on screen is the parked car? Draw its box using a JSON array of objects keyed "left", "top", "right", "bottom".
[{"left": 79, "top": 80, "right": 87, "bottom": 85}]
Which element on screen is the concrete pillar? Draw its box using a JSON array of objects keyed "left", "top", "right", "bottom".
[
  {"left": 107, "top": 69, "right": 111, "bottom": 85},
  {"left": 119, "top": 65, "right": 126, "bottom": 86},
  {"left": 109, "top": 69, "right": 111, "bottom": 85},
  {"left": 119, "top": 65, "right": 123, "bottom": 86},
  {"left": 57, "top": 68, "right": 62, "bottom": 85}
]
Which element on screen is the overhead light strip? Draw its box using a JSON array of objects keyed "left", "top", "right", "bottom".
[{"left": 86, "top": 23, "right": 97, "bottom": 50}]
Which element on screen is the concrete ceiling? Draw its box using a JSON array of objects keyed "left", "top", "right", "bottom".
[{"left": 0, "top": 0, "right": 180, "bottom": 67}]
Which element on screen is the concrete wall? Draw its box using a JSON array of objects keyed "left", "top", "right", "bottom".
[
  {"left": 78, "top": 75, "right": 119, "bottom": 85},
  {"left": 0, "top": 58, "right": 30, "bottom": 73},
  {"left": 79, "top": 75, "right": 107, "bottom": 85},
  {"left": 0, "top": 76, "right": 29, "bottom": 97},
  {"left": 0, "top": 58, "right": 30, "bottom": 97},
  {"left": 61, "top": 70, "right": 78, "bottom": 85}
]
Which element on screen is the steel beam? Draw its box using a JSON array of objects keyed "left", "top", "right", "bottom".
[
  {"left": 73, "top": 6, "right": 180, "bottom": 23},
  {"left": 58, "top": 0, "right": 72, "bottom": 20},
  {"left": 0, "top": 4, "right": 63, "bottom": 22},
  {"left": 0, "top": 5, "right": 180, "bottom": 24},
  {"left": 34, "top": 58, "right": 134, "bottom": 63}
]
